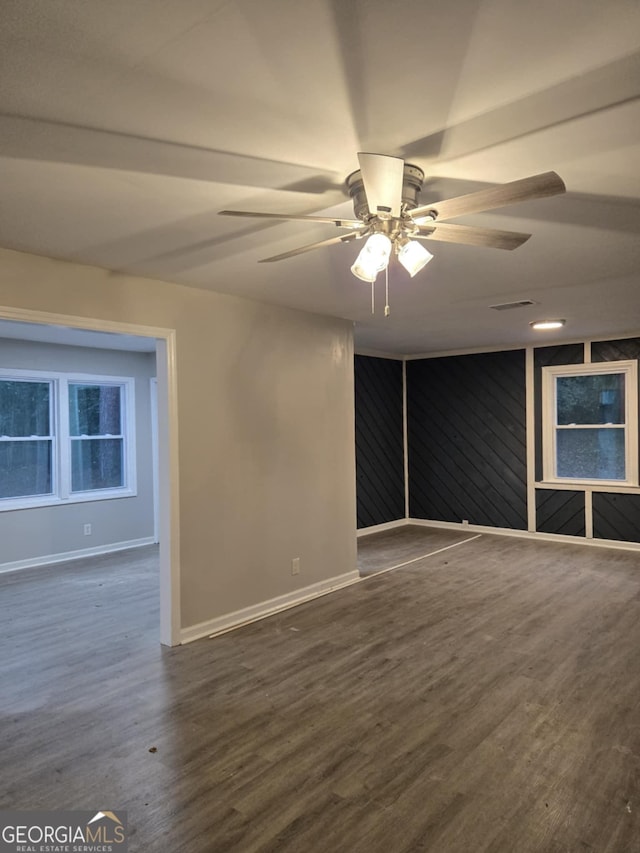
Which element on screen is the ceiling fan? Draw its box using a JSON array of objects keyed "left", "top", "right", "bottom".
[{"left": 219, "top": 153, "right": 566, "bottom": 282}]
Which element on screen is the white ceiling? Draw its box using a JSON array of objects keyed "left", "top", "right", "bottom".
[
  {"left": 0, "top": 319, "right": 157, "bottom": 352},
  {"left": 0, "top": 0, "right": 639, "bottom": 355}
]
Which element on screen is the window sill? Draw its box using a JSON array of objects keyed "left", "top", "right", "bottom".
[
  {"left": 535, "top": 481, "right": 640, "bottom": 494},
  {"left": 0, "top": 489, "right": 137, "bottom": 513}
]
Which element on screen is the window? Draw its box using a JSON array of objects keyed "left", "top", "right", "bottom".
[
  {"left": 69, "top": 383, "right": 125, "bottom": 492},
  {"left": 0, "top": 379, "right": 53, "bottom": 500},
  {"left": 0, "top": 369, "right": 136, "bottom": 510},
  {"left": 541, "top": 361, "right": 638, "bottom": 488}
]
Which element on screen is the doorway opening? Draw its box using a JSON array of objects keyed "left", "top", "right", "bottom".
[{"left": 0, "top": 307, "right": 180, "bottom": 645}]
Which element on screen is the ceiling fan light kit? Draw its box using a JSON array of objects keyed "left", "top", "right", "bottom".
[
  {"left": 397, "top": 237, "right": 434, "bottom": 277},
  {"left": 350, "top": 233, "right": 392, "bottom": 282},
  {"left": 219, "top": 152, "right": 566, "bottom": 314}
]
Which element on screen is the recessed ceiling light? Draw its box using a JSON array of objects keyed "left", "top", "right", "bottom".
[{"left": 530, "top": 319, "right": 566, "bottom": 330}]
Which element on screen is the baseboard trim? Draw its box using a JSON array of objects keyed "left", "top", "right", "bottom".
[
  {"left": 357, "top": 518, "right": 407, "bottom": 538},
  {"left": 0, "top": 537, "right": 156, "bottom": 575},
  {"left": 407, "top": 518, "right": 640, "bottom": 552},
  {"left": 180, "top": 569, "right": 361, "bottom": 645}
]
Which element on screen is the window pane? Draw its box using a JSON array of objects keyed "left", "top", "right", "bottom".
[
  {"left": 71, "top": 438, "right": 123, "bottom": 491},
  {"left": 0, "top": 440, "right": 52, "bottom": 498},
  {"left": 69, "top": 385, "right": 121, "bottom": 436},
  {"left": 556, "top": 374, "right": 625, "bottom": 425},
  {"left": 0, "top": 380, "right": 50, "bottom": 436},
  {"left": 556, "top": 428, "right": 625, "bottom": 480}
]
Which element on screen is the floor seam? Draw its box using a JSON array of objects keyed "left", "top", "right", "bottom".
[{"left": 360, "top": 534, "right": 483, "bottom": 578}]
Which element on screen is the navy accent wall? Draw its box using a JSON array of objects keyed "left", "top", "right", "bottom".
[
  {"left": 533, "top": 338, "right": 640, "bottom": 541},
  {"left": 536, "top": 490, "right": 585, "bottom": 536},
  {"left": 407, "top": 350, "right": 527, "bottom": 529},
  {"left": 592, "top": 337, "right": 640, "bottom": 542},
  {"left": 593, "top": 493, "right": 640, "bottom": 542},
  {"left": 354, "top": 355, "right": 405, "bottom": 529},
  {"left": 592, "top": 338, "right": 640, "bottom": 363},
  {"left": 534, "top": 343, "right": 584, "bottom": 481},
  {"left": 592, "top": 336, "right": 640, "bottom": 481},
  {"left": 354, "top": 336, "right": 640, "bottom": 543},
  {"left": 533, "top": 344, "right": 585, "bottom": 536}
]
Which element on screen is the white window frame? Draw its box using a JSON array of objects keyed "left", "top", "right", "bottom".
[
  {"left": 541, "top": 360, "right": 638, "bottom": 489},
  {"left": 0, "top": 368, "right": 137, "bottom": 511}
]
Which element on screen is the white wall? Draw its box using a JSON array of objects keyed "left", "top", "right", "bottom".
[
  {"left": 0, "top": 338, "right": 156, "bottom": 566},
  {"left": 0, "top": 248, "right": 358, "bottom": 633}
]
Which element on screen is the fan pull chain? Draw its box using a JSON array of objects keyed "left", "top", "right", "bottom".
[
  {"left": 371, "top": 280, "right": 375, "bottom": 314},
  {"left": 384, "top": 265, "right": 390, "bottom": 317}
]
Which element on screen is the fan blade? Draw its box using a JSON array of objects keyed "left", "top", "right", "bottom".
[
  {"left": 259, "top": 231, "right": 363, "bottom": 263},
  {"left": 357, "top": 153, "right": 404, "bottom": 218},
  {"left": 408, "top": 171, "right": 566, "bottom": 222},
  {"left": 415, "top": 222, "right": 531, "bottom": 250},
  {"left": 219, "top": 210, "right": 362, "bottom": 227}
]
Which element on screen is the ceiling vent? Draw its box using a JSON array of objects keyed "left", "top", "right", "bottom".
[{"left": 489, "top": 299, "right": 537, "bottom": 311}]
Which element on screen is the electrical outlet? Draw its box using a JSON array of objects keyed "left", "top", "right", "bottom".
[
  {"left": 291, "top": 557, "right": 300, "bottom": 576},
  {"left": 84, "top": 523, "right": 92, "bottom": 536}
]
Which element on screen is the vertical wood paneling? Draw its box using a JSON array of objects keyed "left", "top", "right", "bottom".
[
  {"left": 536, "top": 490, "right": 585, "bottom": 536},
  {"left": 593, "top": 493, "right": 640, "bottom": 542},
  {"left": 407, "top": 351, "right": 527, "bottom": 529},
  {"left": 354, "top": 355, "right": 405, "bottom": 528}
]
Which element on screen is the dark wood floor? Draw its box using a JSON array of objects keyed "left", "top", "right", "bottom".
[{"left": 2, "top": 530, "right": 640, "bottom": 852}]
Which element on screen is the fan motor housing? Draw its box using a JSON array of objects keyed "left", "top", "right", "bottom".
[{"left": 346, "top": 162, "right": 425, "bottom": 221}]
